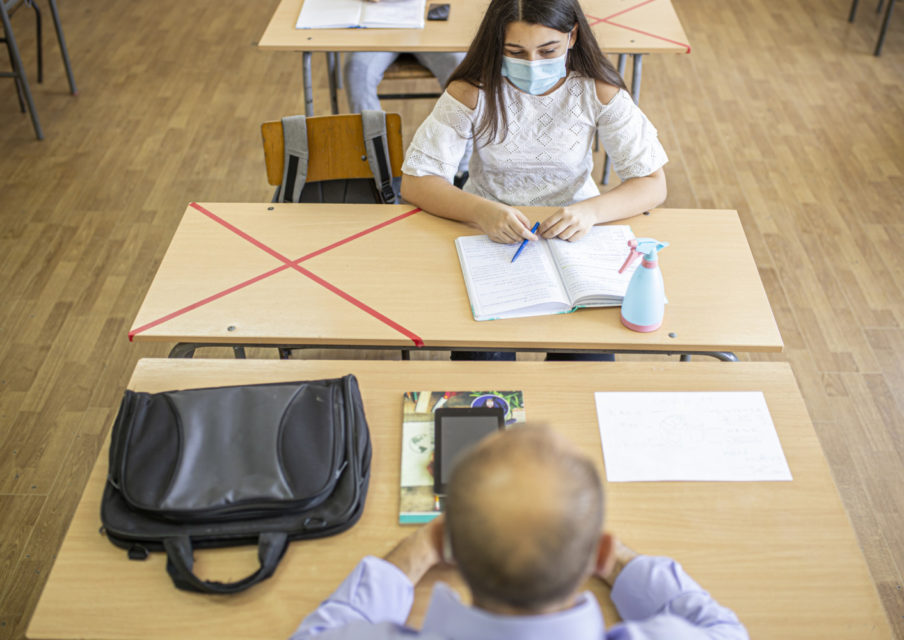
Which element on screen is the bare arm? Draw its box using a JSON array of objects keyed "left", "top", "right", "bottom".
[
  {"left": 539, "top": 79, "right": 667, "bottom": 241},
  {"left": 538, "top": 168, "right": 667, "bottom": 241},
  {"left": 401, "top": 174, "right": 538, "bottom": 244},
  {"left": 383, "top": 515, "right": 446, "bottom": 584},
  {"left": 401, "top": 80, "right": 537, "bottom": 244}
]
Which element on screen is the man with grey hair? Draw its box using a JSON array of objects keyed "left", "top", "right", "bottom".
[{"left": 291, "top": 426, "right": 748, "bottom": 639}]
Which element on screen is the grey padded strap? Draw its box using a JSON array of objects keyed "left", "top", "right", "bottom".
[
  {"left": 361, "top": 110, "right": 396, "bottom": 204},
  {"left": 280, "top": 115, "right": 309, "bottom": 203}
]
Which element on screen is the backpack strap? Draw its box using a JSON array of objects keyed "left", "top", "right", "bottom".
[
  {"left": 279, "top": 115, "right": 309, "bottom": 203},
  {"left": 361, "top": 110, "right": 397, "bottom": 204}
]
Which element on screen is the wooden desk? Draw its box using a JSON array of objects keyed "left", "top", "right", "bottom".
[
  {"left": 258, "top": 0, "right": 691, "bottom": 114},
  {"left": 27, "top": 359, "right": 891, "bottom": 639},
  {"left": 128, "top": 203, "right": 782, "bottom": 359}
]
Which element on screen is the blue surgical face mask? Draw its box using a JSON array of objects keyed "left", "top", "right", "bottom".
[{"left": 501, "top": 51, "right": 568, "bottom": 95}]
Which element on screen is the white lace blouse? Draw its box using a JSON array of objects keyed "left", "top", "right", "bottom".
[{"left": 402, "top": 73, "right": 668, "bottom": 207}]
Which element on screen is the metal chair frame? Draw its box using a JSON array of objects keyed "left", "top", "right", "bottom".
[{"left": 1, "top": 0, "right": 76, "bottom": 140}]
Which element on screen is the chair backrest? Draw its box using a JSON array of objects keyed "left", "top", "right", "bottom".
[{"left": 261, "top": 113, "right": 404, "bottom": 187}]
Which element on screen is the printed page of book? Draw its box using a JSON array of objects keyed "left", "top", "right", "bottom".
[
  {"left": 548, "top": 225, "right": 637, "bottom": 307},
  {"left": 360, "top": 0, "right": 426, "bottom": 28},
  {"left": 295, "top": 0, "right": 363, "bottom": 28},
  {"left": 594, "top": 391, "right": 793, "bottom": 482},
  {"left": 455, "top": 235, "right": 570, "bottom": 321}
]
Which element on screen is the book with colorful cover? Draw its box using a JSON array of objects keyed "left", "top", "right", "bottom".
[{"left": 400, "top": 390, "right": 526, "bottom": 524}]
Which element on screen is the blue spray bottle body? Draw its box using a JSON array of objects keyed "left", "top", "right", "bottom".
[{"left": 618, "top": 238, "right": 669, "bottom": 332}]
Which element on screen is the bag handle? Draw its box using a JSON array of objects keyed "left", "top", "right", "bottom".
[{"left": 163, "top": 532, "right": 288, "bottom": 595}]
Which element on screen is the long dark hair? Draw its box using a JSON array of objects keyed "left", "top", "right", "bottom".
[{"left": 446, "top": 0, "right": 627, "bottom": 144}]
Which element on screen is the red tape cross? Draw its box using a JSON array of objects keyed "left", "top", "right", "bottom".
[
  {"left": 586, "top": 0, "right": 691, "bottom": 53},
  {"left": 129, "top": 203, "right": 424, "bottom": 347}
]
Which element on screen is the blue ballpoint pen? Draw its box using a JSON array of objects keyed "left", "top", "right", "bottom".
[{"left": 511, "top": 222, "right": 540, "bottom": 263}]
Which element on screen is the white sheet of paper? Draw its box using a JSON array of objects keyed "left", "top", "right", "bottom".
[{"left": 594, "top": 391, "right": 792, "bottom": 482}]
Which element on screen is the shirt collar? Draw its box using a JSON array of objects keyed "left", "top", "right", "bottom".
[{"left": 421, "top": 583, "right": 605, "bottom": 640}]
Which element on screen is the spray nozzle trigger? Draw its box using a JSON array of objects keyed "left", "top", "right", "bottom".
[{"left": 618, "top": 238, "right": 669, "bottom": 274}]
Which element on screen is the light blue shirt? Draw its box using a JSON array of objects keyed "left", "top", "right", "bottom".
[{"left": 291, "top": 555, "right": 748, "bottom": 640}]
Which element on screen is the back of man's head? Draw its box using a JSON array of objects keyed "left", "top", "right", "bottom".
[{"left": 445, "top": 425, "right": 604, "bottom": 613}]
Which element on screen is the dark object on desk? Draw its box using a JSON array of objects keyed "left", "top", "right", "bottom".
[
  {"left": 434, "top": 406, "right": 504, "bottom": 495},
  {"left": 100, "top": 374, "right": 372, "bottom": 594},
  {"left": 427, "top": 3, "right": 450, "bottom": 20}
]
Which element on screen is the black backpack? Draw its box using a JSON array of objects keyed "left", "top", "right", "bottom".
[{"left": 100, "top": 374, "right": 371, "bottom": 594}]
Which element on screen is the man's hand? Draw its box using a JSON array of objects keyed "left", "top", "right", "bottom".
[
  {"left": 384, "top": 516, "right": 447, "bottom": 584},
  {"left": 595, "top": 537, "right": 639, "bottom": 588},
  {"left": 539, "top": 205, "right": 598, "bottom": 242},
  {"left": 475, "top": 202, "right": 537, "bottom": 244}
]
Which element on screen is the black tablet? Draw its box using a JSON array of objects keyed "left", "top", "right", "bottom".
[{"left": 434, "top": 406, "right": 504, "bottom": 495}]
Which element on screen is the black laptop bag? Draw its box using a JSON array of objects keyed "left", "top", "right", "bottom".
[{"left": 100, "top": 374, "right": 371, "bottom": 594}]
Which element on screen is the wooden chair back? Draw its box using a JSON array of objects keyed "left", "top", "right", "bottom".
[{"left": 261, "top": 113, "right": 404, "bottom": 186}]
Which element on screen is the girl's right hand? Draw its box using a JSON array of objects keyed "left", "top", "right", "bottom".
[{"left": 475, "top": 202, "right": 538, "bottom": 244}]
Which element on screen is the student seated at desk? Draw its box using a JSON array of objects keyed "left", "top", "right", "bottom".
[
  {"left": 400, "top": 0, "right": 667, "bottom": 362},
  {"left": 290, "top": 426, "right": 747, "bottom": 639}
]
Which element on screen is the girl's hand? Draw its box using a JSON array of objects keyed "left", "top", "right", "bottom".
[
  {"left": 539, "top": 206, "right": 597, "bottom": 241},
  {"left": 475, "top": 202, "right": 537, "bottom": 244}
]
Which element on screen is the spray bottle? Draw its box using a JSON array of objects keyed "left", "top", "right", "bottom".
[{"left": 618, "top": 238, "right": 669, "bottom": 332}]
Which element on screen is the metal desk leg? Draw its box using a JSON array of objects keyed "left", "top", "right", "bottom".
[
  {"left": 47, "top": 0, "right": 76, "bottom": 94},
  {"left": 875, "top": 0, "right": 896, "bottom": 55},
  {"left": 169, "top": 343, "right": 198, "bottom": 358},
  {"left": 326, "top": 51, "right": 339, "bottom": 114},
  {"left": 302, "top": 51, "right": 314, "bottom": 116},
  {"left": 630, "top": 53, "right": 643, "bottom": 105},
  {"left": 0, "top": 0, "right": 43, "bottom": 139}
]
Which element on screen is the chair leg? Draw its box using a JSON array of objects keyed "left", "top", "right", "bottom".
[
  {"left": 875, "top": 0, "right": 895, "bottom": 55},
  {"left": 46, "top": 0, "right": 76, "bottom": 93},
  {"left": 849, "top": 0, "right": 860, "bottom": 21},
  {"left": 3, "top": 30, "right": 26, "bottom": 111},
  {"left": 1, "top": 1, "right": 44, "bottom": 139},
  {"left": 28, "top": 0, "right": 41, "bottom": 82}
]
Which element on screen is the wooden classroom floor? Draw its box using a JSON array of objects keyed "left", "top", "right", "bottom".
[{"left": 0, "top": 0, "right": 901, "bottom": 637}]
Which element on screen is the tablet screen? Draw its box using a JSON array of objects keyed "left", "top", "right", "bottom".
[{"left": 434, "top": 407, "right": 504, "bottom": 494}]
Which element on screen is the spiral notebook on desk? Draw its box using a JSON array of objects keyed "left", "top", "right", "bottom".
[{"left": 296, "top": 0, "right": 426, "bottom": 29}]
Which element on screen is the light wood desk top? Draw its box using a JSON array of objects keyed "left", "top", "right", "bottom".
[
  {"left": 129, "top": 203, "right": 782, "bottom": 355},
  {"left": 258, "top": 0, "right": 691, "bottom": 54},
  {"left": 27, "top": 359, "right": 890, "bottom": 639}
]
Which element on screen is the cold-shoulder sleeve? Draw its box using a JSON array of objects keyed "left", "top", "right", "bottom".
[
  {"left": 402, "top": 91, "right": 475, "bottom": 183},
  {"left": 596, "top": 89, "right": 668, "bottom": 181}
]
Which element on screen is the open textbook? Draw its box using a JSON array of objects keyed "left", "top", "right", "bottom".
[
  {"left": 296, "top": 0, "right": 426, "bottom": 29},
  {"left": 455, "top": 225, "right": 639, "bottom": 321}
]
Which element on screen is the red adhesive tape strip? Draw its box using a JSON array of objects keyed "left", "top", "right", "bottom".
[
  {"left": 604, "top": 21, "right": 691, "bottom": 53},
  {"left": 129, "top": 263, "right": 290, "bottom": 341},
  {"left": 130, "top": 204, "right": 424, "bottom": 347},
  {"left": 602, "top": 0, "right": 656, "bottom": 21}
]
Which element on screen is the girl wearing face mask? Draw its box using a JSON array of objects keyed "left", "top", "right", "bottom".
[{"left": 400, "top": 0, "right": 668, "bottom": 245}]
